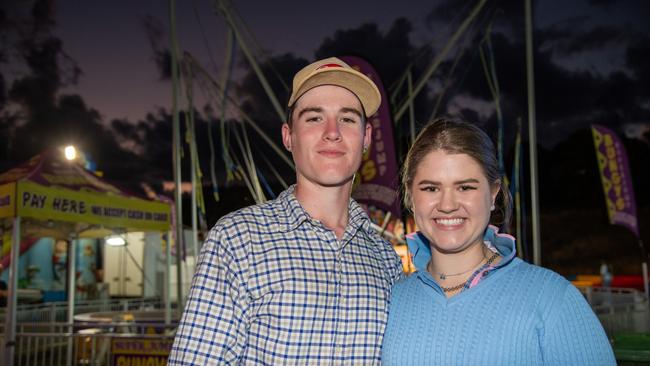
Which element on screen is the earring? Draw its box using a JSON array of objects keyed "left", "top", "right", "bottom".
[
  {"left": 363, "top": 146, "right": 368, "bottom": 154},
  {"left": 490, "top": 204, "right": 495, "bottom": 211}
]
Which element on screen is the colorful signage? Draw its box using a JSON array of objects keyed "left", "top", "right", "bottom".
[
  {"left": 10, "top": 181, "right": 170, "bottom": 231},
  {"left": 111, "top": 338, "right": 173, "bottom": 366},
  {"left": 591, "top": 124, "right": 638, "bottom": 237},
  {"left": 342, "top": 56, "right": 401, "bottom": 217}
]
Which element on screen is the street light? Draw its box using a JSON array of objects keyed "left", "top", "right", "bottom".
[
  {"left": 64, "top": 145, "right": 77, "bottom": 161},
  {"left": 105, "top": 235, "right": 126, "bottom": 246}
]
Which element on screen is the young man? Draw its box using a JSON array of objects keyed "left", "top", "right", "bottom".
[{"left": 169, "top": 57, "right": 402, "bottom": 365}]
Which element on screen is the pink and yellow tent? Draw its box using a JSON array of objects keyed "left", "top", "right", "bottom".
[
  {"left": 0, "top": 150, "right": 170, "bottom": 244},
  {"left": 1, "top": 150, "right": 172, "bottom": 363}
]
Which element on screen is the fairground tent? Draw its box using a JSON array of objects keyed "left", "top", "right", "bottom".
[{"left": 0, "top": 149, "right": 172, "bottom": 363}]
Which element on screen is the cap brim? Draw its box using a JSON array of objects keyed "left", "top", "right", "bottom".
[{"left": 289, "top": 69, "right": 381, "bottom": 117}]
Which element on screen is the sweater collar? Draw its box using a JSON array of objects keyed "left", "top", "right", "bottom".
[{"left": 405, "top": 225, "right": 517, "bottom": 272}]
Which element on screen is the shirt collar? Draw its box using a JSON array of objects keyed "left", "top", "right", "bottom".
[
  {"left": 277, "top": 185, "right": 371, "bottom": 234},
  {"left": 406, "top": 225, "right": 517, "bottom": 272}
]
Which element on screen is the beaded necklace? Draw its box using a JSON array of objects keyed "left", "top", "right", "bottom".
[{"left": 437, "top": 252, "right": 500, "bottom": 293}]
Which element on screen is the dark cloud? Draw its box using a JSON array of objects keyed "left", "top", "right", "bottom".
[
  {"left": 588, "top": 0, "right": 620, "bottom": 6},
  {"left": 237, "top": 52, "right": 305, "bottom": 126},
  {"left": 140, "top": 14, "right": 171, "bottom": 80},
  {"left": 540, "top": 26, "right": 626, "bottom": 55},
  {"left": 417, "top": 13, "right": 648, "bottom": 148},
  {"left": 313, "top": 18, "right": 435, "bottom": 149},
  {"left": 425, "top": 0, "right": 524, "bottom": 39},
  {"left": 626, "top": 35, "right": 650, "bottom": 90}
]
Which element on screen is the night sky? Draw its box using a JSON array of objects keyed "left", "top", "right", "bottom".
[
  {"left": 54, "top": 0, "right": 436, "bottom": 123},
  {"left": 49, "top": 0, "right": 647, "bottom": 131}
]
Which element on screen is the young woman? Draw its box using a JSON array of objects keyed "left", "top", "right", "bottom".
[{"left": 382, "top": 118, "right": 615, "bottom": 365}]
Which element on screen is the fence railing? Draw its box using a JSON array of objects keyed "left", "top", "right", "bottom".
[
  {"left": 0, "top": 297, "right": 174, "bottom": 324},
  {"left": 9, "top": 322, "right": 177, "bottom": 366},
  {"left": 577, "top": 286, "right": 650, "bottom": 336},
  {"left": 3, "top": 288, "right": 648, "bottom": 364}
]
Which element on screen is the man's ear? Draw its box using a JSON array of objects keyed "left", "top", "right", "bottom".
[
  {"left": 363, "top": 121, "right": 372, "bottom": 152},
  {"left": 282, "top": 123, "right": 292, "bottom": 151}
]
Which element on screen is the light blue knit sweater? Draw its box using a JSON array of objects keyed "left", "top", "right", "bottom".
[{"left": 382, "top": 227, "right": 615, "bottom": 365}]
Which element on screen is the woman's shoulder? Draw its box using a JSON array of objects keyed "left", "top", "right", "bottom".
[
  {"left": 503, "top": 259, "right": 578, "bottom": 307},
  {"left": 391, "top": 272, "right": 426, "bottom": 296},
  {"left": 509, "top": 258, "right": 572, "bottom": 286}
]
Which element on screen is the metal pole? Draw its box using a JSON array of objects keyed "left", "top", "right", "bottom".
[
  {"left": 189, "top": 106, "right": 199, "bottom": 271},
  {"left": 394, "top": 0, "right": 488, "bottom": 121},
  {"left": 185, "top": 55, "right": 294, "bottom": 169},
  {"left": 639, "top": 239, "right": 649, "bottom": 301},
  {"left": 3, "top": 216, "right": 21, "bottom": 366},
  {"left": 170, "top": 0, "right": 184, "bottom": 307},
  {"left": 66, "top": 236, "right": 77, "bottom": 366},
  {"left": 407, "top": 70, "right": 416, "bottom": 145},
  {"left": 643, "top": 262, "right": 649, "bottom": 301},
  {"left": 525, "top": 0, "right": 542, "bottom": 265},
  {"left": 182, "top": 58, "right": 200, "bottom": 272}
]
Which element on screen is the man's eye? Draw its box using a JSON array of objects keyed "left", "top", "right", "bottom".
[
  {"left": 341, "top": 117, "right": 358, "bottom": 123},
  {"left": 306, "top": 116, "right": 321, "bottom": 122}
]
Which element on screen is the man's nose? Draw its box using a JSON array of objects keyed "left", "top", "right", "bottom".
[{"left": 323, "top": 117, "right": 342, "bottom": 141}]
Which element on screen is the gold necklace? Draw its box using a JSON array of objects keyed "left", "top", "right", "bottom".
[
  {"left": 428, "top": 251, "right": 487, "bottom": 280},
  {"left": 435, "top": 252, "right": 500, "bottom": 293}
]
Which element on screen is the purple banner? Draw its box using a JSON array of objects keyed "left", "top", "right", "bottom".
[
  {"left": 591, "top": 124, "right": 639, "bottom": 237},
  {"left": 341, "top": 56, "right": 401, "bottom": 217}
]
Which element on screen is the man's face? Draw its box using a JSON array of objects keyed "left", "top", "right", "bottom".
[{"left": 282, "top": 85, "right": 372, "bottom": 188}]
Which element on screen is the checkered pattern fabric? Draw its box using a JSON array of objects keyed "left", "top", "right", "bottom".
[{"left": 169, "top": 186, "right": 403, "bottom": 365}]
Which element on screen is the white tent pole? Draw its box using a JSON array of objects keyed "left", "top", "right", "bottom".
[
  {"left": 66, "top": 235, "right": 77, "bottom": 366},
  {"left": 183, "top": 61, "right": 200, "bottom": 271},
  {"left": 3, "top": 216, "right": 21, "bottom": 366},
  {"left": 165, "top": 231, "right": 172, "bottom": 325},
  {"left": 525, "top": 0, "right": 542, "bottom": 265}
]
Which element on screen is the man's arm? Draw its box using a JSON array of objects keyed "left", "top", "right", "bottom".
[{"left": 168, "top": 225, "right": 248, "bottom": 365}]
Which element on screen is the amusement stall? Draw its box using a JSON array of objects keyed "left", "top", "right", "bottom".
[{"left": 0, "top": 149, "right": 171, "bottom": 363}]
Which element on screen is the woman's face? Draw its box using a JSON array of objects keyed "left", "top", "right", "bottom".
[{"left": 410, "top": 150, "right": 499, "bottom": 255}]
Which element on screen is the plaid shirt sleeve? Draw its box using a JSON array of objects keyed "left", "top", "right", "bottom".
[{"left": 168, "top": 219, "right": 249, "bottom": 365}]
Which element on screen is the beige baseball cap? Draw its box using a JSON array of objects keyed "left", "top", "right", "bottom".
[{"left": 287, "top": 57, "right": 381, "bottom": 118}]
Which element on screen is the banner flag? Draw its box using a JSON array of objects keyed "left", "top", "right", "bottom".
[
  {"left": 591, "top": 124, "right": 639, "bottom": 237},
  {"left": 341, "top": 56, "right": 401, "bottom": 217}
]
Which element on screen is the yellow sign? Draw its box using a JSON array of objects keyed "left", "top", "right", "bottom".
[
  {"left": 11, "top": 181, "right": 170, "bottom": 231},
  {"left": 113, "top": 355, "right": 167, "bottom": 366},
  {"left": 0, "top": 183, "right": 15, "bottom": 218},
  {"left": 111, "top": 338, "right": 172, "bottom": 366}
]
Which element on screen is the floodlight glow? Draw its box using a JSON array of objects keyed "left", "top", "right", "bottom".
[
  {"left": 64, "top": 145, "right": 77, "bottom": 161},
  {"left": 105, "top": 235, "right": 126, "bottom": 246}
]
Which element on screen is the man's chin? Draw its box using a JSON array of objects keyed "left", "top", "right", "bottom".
[
  {"left": 319, "top": 176, "right": 355, "bottom": 188},
  {"left": 305, "top": 174, "right": 355, "bottom": 188}
]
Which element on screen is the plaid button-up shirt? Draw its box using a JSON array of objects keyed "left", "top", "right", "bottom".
[{"left": 169, "top": 186, "right": 403, "bottom": 365}]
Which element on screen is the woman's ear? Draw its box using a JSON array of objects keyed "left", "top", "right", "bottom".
[{"left": 491, "top": 179, "right": 501, "bottom": 209}]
